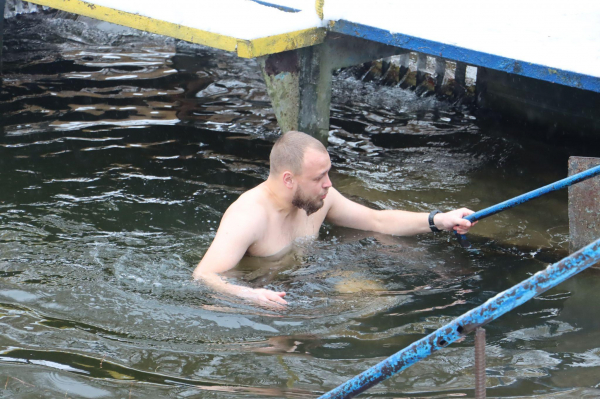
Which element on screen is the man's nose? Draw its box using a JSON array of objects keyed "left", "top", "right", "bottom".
[{"left": 323, "top": 175, "right": 332, "bottom": 188}]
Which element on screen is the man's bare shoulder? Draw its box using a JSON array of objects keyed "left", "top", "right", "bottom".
[
  {"left": 221, "top": 185, "right": 270, "bottom": 223},
  {"left": 323, "top": 186, "right": 344, "bottom": 209}
]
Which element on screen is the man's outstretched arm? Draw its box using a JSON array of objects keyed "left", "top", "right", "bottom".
[
  {"left": 325, "top": 188, "right": 474, "bottom": 235},
  {"left": 192, "top": 205, "right": 287, "bottom": 309}
]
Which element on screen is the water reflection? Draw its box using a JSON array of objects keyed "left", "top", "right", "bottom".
[{"left": 0, "top": 13, "right": 599, "bottom": 399}]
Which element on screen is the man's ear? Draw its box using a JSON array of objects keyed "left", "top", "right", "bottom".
[{"left": 282, "top": 171, "right": 294, "bottom": 189}]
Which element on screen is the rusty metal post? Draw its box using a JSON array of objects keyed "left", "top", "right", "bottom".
[
  {"left": 474, "top": 327, "right": 486, "bottom": 399},
  {"left": 569, "top": 156, "right": 600, "bottom": 252}
]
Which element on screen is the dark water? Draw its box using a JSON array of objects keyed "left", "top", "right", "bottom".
[{"left": 0, "top": 15, "right": 600, "bottom": 398}]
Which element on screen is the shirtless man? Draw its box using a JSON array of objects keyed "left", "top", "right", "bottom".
[{"left": 193, "top": 131, "right": 475, "bottom": 308}]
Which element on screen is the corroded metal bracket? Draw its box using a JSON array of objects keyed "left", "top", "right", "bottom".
[{"left": 569, "top": 156, "right": 600, "bottom": 252}]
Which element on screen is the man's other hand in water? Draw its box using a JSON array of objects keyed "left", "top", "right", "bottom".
[{"left": 239, "top": 288, "right": 287, "bottom": 310}]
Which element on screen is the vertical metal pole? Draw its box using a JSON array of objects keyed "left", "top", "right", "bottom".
[{"left": 474, "top": 327, "right": 486, "bottom": 399}]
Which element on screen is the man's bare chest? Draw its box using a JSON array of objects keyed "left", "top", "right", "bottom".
[{"left": 247, "top": 213, "right": 325, "bottom": 257}]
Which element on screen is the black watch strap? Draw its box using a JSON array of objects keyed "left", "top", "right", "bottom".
[{"left": 429, "top": 210, "right": 442, "bottom": 232}]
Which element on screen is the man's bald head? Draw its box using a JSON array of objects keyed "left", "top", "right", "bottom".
[{"left": 269, "top": 131, "right": 328, "bottom": 176}]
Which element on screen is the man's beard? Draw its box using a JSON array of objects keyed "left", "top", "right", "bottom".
[{"left": 292, "top": 186, "right": 324, "bottom": 216}]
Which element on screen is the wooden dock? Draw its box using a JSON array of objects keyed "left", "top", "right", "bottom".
[
  {"left": 22, "top": 0, "right": 600, "bottom": 92},
  {"left": 13, "top": 0, "right": 600, "bottom": 140}
]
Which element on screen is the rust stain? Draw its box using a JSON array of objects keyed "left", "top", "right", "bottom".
[
  {"left": 263, "top": 51, "right": 299, "bottom": 76},
  {"left": 569, "top": 156, "right": 600, "bottom": 252}
]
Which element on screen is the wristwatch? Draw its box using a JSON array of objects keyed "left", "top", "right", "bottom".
[{"left": 428, "top": 210, "right": 442, "bottom": 232}]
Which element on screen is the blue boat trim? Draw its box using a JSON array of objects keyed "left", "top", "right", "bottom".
[
  {"left": 318, "top": 238, "right": 600, "bottom": 399},
  {"left": 330, "top": 19, "right": 600, "bottom": 93},
  {"left": 248, "top": 0, "right": 301, "bottom": 13}
]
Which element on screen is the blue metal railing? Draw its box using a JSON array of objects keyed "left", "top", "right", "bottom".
[
  {"left": 466, "top": 164, "right": 600, "bottom": 224},
  {"left": 455, "top": 164, "right": 600, "bottom": 247},
  {"left": 318, "top": 237, "right": 600, "bottom": 399}
]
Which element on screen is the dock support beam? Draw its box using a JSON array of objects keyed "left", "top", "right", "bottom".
[
  {"left": 454, "top": 61, "right": 467, "bottom": 96},
  {"left": 434, "top": 57, "right": 446, "bottom": 94},
  {"left": 569, "top": 156, "right": 600, "bottom": 252},
  {"left": 258, "top": 33, "right": 406, "bottom": 144},
  {"left": 415, "top": 52, "right": 427, "bottom": 86}
]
